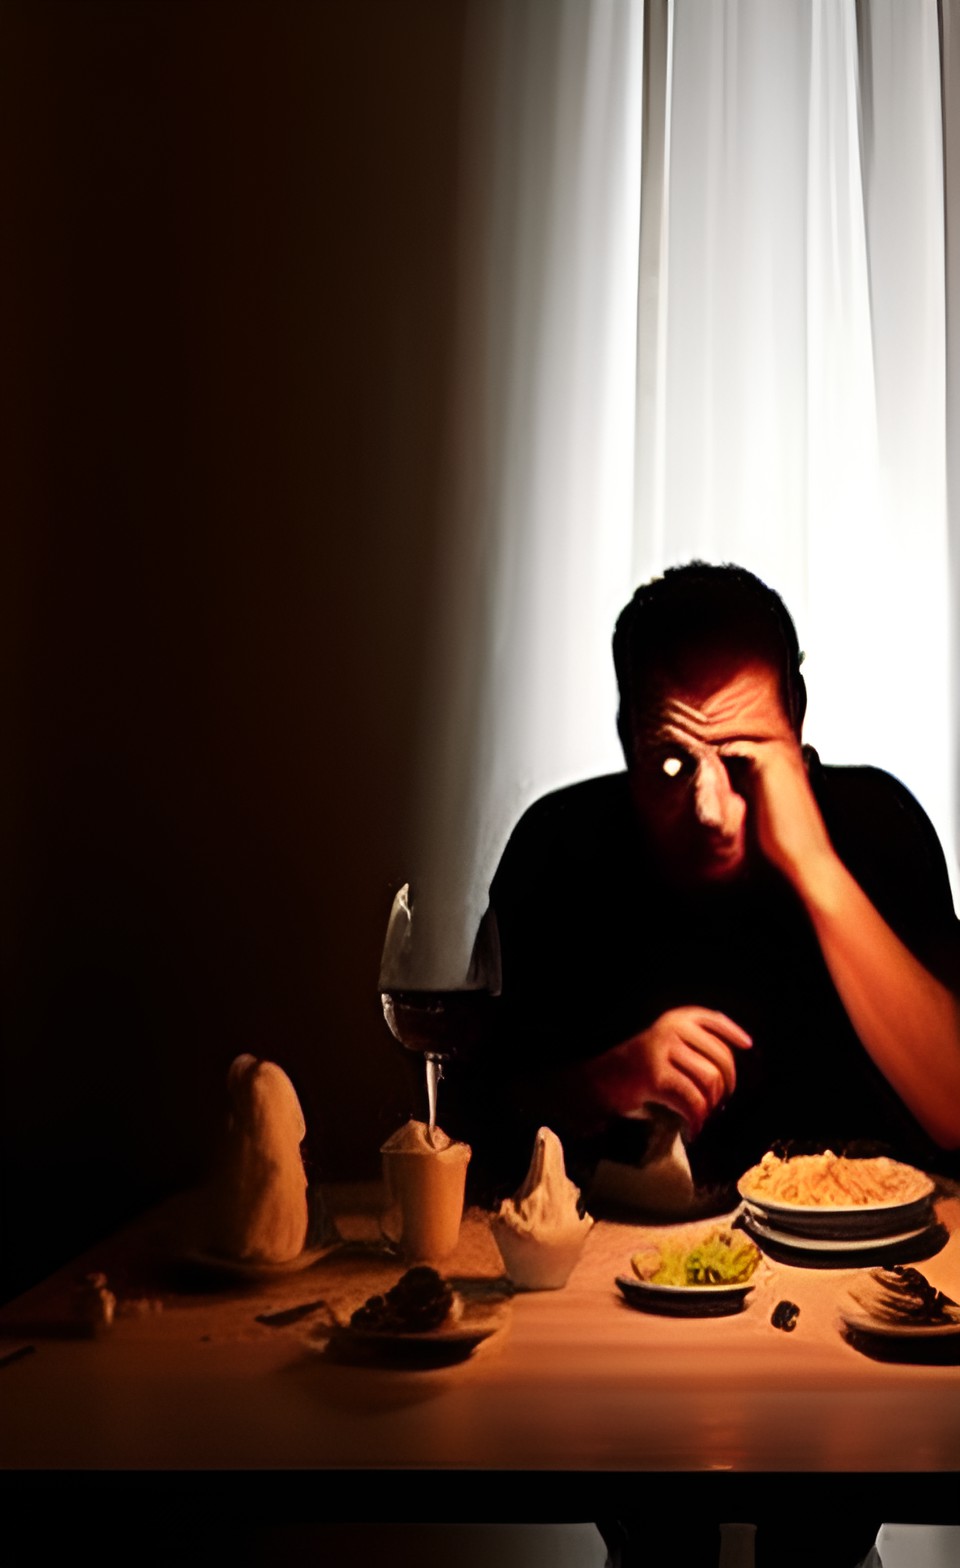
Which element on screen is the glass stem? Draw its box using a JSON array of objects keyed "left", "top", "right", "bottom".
[{"left": 425, "top": 1052, "right": 445, "bottom": 1130}]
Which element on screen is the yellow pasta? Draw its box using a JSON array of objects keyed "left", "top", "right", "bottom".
[{"left": 738, "top": 1150, "right": 933, "bottom": 1208}]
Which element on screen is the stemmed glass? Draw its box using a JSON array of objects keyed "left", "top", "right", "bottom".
[{"left": 379, "top": 883, "right": 501, "bottom": 1129}]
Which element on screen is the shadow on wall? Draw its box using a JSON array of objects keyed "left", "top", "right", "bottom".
[{"left": 0, "top": 0, "right": 469, "bottom": 1300}]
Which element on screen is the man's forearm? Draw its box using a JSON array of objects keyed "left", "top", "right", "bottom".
[{"left": 793, "top": 850, "right": 960, "bottom": 1148}]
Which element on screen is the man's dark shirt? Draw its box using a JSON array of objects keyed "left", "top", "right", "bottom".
[{"left": 458, "top": 754, "right": 960, "bottom": 1199}]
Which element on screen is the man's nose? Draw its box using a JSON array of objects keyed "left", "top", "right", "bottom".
[{"left": 693, "top": 753, "right": 733, "bottom": 830}]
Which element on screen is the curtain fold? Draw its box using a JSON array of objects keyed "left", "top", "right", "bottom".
[
  {"left": 400, "top": 0, "right": 958, "bottom": 989},
  {"left": 942, "top": 0, "right": 960, "bottom": 870},
  {"left": 404, "top": 0, "right": 644, "bottom": 986}
]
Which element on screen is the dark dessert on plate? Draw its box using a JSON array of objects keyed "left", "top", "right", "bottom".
[{"left": 350, "top": 1266, "right": 462, "bottom": 1333}]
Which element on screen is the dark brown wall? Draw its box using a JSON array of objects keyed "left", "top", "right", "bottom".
[{"left": 0, "top": 0, "right": 467, "bottom": 1299}]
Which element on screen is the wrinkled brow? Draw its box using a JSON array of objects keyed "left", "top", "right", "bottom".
[{"left": 644, "top": 721, "right": 773, "bottom": 748}]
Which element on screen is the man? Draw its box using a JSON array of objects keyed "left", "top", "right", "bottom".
[{"left": 459, "top": 562, "right": 960, "bottom": 1200}]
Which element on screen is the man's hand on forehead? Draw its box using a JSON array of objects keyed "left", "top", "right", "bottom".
[
  {"left": 718, "top": 736, "right": 833, "bottom": 887},
  {"left": 653, "top": 724, "right": 792, "bottom": 758},
  {"left": 627, "top": 660, "right": 829, "bottom": 884}
]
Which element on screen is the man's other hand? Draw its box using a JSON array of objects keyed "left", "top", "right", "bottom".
[{"left": 585, "top": 1006, "right": 752, "bottom": 1139}]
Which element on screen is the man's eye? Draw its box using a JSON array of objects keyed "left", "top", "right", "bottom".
[
  {"left": 722, "top": 755, "right": 750, "bottom": 789},
  {"left": 661, "top": 755, "right": 685, "bottom": 779}
]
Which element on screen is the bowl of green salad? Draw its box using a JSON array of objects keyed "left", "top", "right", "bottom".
[{"left": 615, "top": 1226, "right": 763, "bottom": 1317}]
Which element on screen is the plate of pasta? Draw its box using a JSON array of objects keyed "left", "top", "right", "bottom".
[{"left": 737, "top": 1151, "right": 936, "bottom": 1242}]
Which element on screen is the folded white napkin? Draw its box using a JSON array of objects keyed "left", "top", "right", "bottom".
[
  {"left": 874, "top": 1525, "right": 960, "bottom": 1568},
  {"left": 587, "top": 1105, "right": 696, "bottom": 1216}
]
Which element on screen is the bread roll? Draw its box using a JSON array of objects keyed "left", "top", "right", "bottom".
[{"left": 206, "top": 1054, "right": 309, "bottom": 1262}]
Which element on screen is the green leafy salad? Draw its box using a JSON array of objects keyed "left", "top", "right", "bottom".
[{"left": 631, "top": 1227, "right": 761, "bottom": 1287}]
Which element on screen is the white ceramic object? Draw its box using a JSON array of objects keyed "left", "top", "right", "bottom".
[{"left": 490, "top": 1127, "right": 594, "bottom": 1290}]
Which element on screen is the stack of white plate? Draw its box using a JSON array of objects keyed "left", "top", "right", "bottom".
[{"left": 735, "top": 1173, "right": 937, "bottom": 1261}]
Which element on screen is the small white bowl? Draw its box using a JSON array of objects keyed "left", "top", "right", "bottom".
[{"left": 491, "top": 1219, "right": 593, "bottom": 1291}]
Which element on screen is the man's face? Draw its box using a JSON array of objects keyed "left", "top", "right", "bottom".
[{"left": 627, "top": 656, "right": 797, "bottom": 884}]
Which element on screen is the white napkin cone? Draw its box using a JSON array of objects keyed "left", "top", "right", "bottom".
[{"left": 587, "top": 1104, "right": 695, "bottom": 1216}]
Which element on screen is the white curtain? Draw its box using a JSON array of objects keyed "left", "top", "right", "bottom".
[
  {"left": 639, "top": 0, "right": 953, "bottom": 868},
  {"left": 399, "top": 0, "right": 959, "bottom": 989}
]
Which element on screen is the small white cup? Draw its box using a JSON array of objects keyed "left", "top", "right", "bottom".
[{"left": 380, "top": 1142, "right": 471, "bottom": 1264}]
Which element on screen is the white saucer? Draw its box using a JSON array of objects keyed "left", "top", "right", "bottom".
[
  {"left": 840, "top": 1309, "right": 960, "bottom": 1340},
  {"left": 182, "top": 1243, "right": 337, "bottom": 1281},
  {"left": 305, "top": 1301, "right": 511, "bottom": 1366},
  {"left": 742, "top": 1213, "right": 932, "bottom": 1255}
]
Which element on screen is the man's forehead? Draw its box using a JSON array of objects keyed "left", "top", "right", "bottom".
[{"left": 634, "top": 659, "right": 790, "bottom": 741}]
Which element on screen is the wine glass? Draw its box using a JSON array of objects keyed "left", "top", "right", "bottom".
[{"left": 379, "top": 883, "right": 501, "bottom": 1128}]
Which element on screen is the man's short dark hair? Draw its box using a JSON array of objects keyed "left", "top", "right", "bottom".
[{"left": 613, "top": 561, "right": 807, "bottom": 757}]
